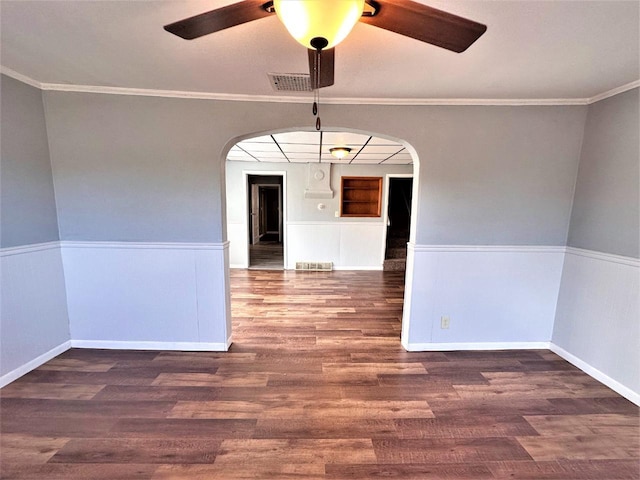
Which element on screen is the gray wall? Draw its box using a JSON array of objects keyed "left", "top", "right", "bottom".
[
  {"left": 1, "top": 75, "right": 70, "bottom": 381},
  {"left": 553, "top": 89, "right": 640, "bottom": 397},
  {"left": 43, "top": 91, "right": 587, "bottom": 247},
  {"left": 1, "top": 75, "right": 59, "bottom": 248},
  {"left": 567, "top": 88, "right": 639, "bottom": 258}
]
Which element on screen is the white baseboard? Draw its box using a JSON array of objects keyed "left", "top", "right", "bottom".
[
  {"left": 71, "top": 340, "right": 229, "bottom": 351},
  {"left": 404, "top": 341, "right": 551, "bottom": 352},
  {"left": 0, "top": 341, "right": 71, "bottom": 388},
  {"left": 332, "top": 266, "right": 383, "bottom": 271},
  {"left": 550, "top": 343, "right": 640, "bottom": 406}
]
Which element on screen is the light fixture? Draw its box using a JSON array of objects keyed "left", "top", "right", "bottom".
[
  {"left": 273, "top": 0, "right": 365, "bottom": 50},
  {"left": 330, "top": 147, "right": 352, "bottom": 159}
]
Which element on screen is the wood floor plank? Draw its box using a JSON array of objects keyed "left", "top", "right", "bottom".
[
  {"left": 0, "top": 398, "right": 175, "bottom": 418},
  {"left": 1, "top": 416, "right": 119, "bottom": 438},
  {"left": 214, "top": 439, "right": 377, "bottom": 465},
  {"left": 1, "top": 269, "right": 637, "bottom": 480},
  {"left": 516, "top": 434, "right": 640, "bottom": 461},
  {"left": 152, "top": 372, "right": 269, "bottom": 387},
  {"left": 392, "top": 415, "right": 539, "bottom": 439},
  {"left": 152, "top": 463, "right": 325, "bottom": 480},
  {"left": 108, "top": 418, "right": 257, "bottom": 439},
  {"left": 0, "top": 434, "right": 69, "bottom": 464},
  {"left": 49, "top": 438, "right": 220, "bottom": 464},
  {"left": 372, "top": 437, "right": 533, "bottom": 463},
  {"left": 324, "top": 462, "right": 494, "bottom": 479},
  {"left": 253, "top": 418, "right": 398, "bottom": 439},
  {"left": 0, "top": 382, "right": 104, "bottom": 400},
  {"left": 524, "top": 413, "right": 640, "bottom": 436},
  {"left": 36, "top": 358, "right": 116, "bottom": 372},
  {"left": 322, "top": 362, "right": 427, "bottom": 375},
  {"left": 0, "top": 464, "right": 157, "bottom": 480},
  {"left": 487, "top": 459, "right": 640, "bottom": 479}
]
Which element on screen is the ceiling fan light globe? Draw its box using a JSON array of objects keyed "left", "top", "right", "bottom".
[{"left": 273, "top": 0, "right": 364, "bottom": 49}]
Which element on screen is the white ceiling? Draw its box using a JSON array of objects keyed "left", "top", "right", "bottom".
[
  {"left": 1, "top": 1, "right": 638, "bottom": 101},
  {"left": 229, "top": 131, "right": 412, "bottom": 164}
]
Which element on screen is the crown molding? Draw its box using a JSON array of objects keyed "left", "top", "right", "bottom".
[
  {"left": 0, "top": 66, "right": 42, "bottom": 89},
  {"left": 2, "top": 65, "right": 637, "bottom": 107},
  {"left": 587, "top": 80, "right": 640, "bottom": 104}
]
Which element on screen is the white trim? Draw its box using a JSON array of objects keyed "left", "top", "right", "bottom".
[
  {"left": 32, "top": 82, "right": 594, "bottom": 106},
  {"left": 0, "top": 341, "right": 71, "bottom": 388},
  {"left": 333, "top": 265, "right": 383, "bottom": 271},
  {"left": 3, "top": 64, "right": 637, "bottom": 106},
  {"left": 565, "top": 247, "right": 639, "bottom": 267},
  {"left": 404, "top": 341, "right": 551, "bottom": 352},
  {"left": 412, "top": 245, "right": 566, "bottom": 253},
  {"left": 0, "top": 241, "right": 60, "bottom": 257},
  {"left": 0, "top": 66, "right": 42, "bottom": 89},
  {"left": 60, "top": 241, "right": 229, "bottom": 250},
  {"left": 550, "top": 343, "right": 640, "bottom": 406},
  {"left": 70, "top": 340, "right": 229, "bottom": 351},
  {"left": 588, "top": 80, "right": 640, "bottom": 104}
]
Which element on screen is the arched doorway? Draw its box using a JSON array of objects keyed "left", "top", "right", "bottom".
[{"left": 222, "top": 127, "right": 420, "bottom": 349}]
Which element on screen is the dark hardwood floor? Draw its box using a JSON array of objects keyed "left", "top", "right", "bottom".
[{"left": 1, "top": 270, "right": 638, "bottom": 479}]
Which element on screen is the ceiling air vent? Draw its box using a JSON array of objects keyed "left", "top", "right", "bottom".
[{"left": 268, "top": 73, "right": 311, "bottom": 92}]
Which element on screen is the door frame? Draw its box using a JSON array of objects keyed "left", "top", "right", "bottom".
[
  {"left": 380, "top": 173, "right": 414, "bottom": 265},
  {"left": 242, "top": 171, "right": 287, "bottom": 269}
]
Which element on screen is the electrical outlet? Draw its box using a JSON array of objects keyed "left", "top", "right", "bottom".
[
  {"left": 334, "top": 211, "right": 339, "bottom": 217},
  {"left": 441, "top": 316, "right": 450, "bottom": 329}
]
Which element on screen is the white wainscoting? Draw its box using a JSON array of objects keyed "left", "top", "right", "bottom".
[
  {"left": 403, "top": 244, "right": 566, "bottom": 349},
  {"left": 286, "top": 221, "right": 386, "bottom": 270},
  {"left": 61, "top": 241, "right": 231, "bottom": 351},
  {"left": 0, "top": 242, "right": 71, "bottom": 387},
  {"left": 227, "top": 221, "right": 248, "bottom": 268},
  {"left": 552, "top": 248, "right": 639, "bottom": 405}
]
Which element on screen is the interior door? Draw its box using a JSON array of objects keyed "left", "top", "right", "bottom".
[
  {"left": 251, "top": 183, "right": 260, "bottom": 245},
  {"left": 259, "top": 187, "right": 268, "bottom": 237}
]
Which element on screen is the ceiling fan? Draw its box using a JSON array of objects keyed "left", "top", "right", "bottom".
[{"left": 164, "top": 0, "right": 487, "bottom": 90}]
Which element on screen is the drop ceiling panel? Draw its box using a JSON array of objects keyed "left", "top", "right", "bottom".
[
  {"left": 285, "top": 152, "right": 321, "bottom": 160},
  {"left": 246, "top": 151, "right": 287, "bottom": 159},
  {"left": 381, "top": 157, "right": 413, "bottom": 164},
  {"left": 238, "top": 142, "right": 281, "bottom": 153},
  {"left": 278, "top": 144, "right": 320, "bottom": 153},
  {"left": 359, "top": 145, "right": 405, "bottom": 154},
  {"left": 367, "top": 137, "right": 404, "bottom": 146},
  {"left": 353, "top": 153, "right": 397, "bottom": 160},
  {"left": 272, "top": 132, "right": 321, "bottom": 144},
  {"left": 322, "top": 132, "right": 372, "bottom": 146}
]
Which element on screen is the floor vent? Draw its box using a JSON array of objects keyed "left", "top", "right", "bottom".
[
  {"left": 295, "top": 261, "right": 333, "bottom": 271},
  {"left": 268, "top": 73, "right": 312, "bottom": 92}
]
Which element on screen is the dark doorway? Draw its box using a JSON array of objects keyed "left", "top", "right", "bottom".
[
  {"left": 384, "top": 177, "right": 413, "bottom": 271},
  {"left": 247, "top": 175, "right": 284, "bottom": 270}
]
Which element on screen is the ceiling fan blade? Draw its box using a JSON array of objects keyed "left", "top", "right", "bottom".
[
  {"left": 308, "top": 48, "right": 335, "bottom": 89},
  {"left": 164, "top": 0, "right": 273, "bottom": 40},
  {"left": 360, "top": 0, "right": 486, "bottom": 53}
]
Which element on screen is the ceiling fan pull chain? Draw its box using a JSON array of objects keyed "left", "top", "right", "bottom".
[
  {"left": 315, "top": 88, "right": 321, "bottom": 131},
  {"left": 314, "top": 49, "right": 321, "bottom": 131}
]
